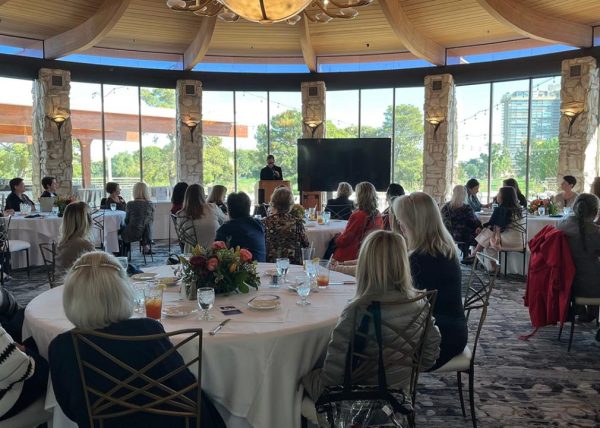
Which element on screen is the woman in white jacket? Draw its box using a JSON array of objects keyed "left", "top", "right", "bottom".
[{"left": 302, "top": 230, "right": 441, "bottom": 401}]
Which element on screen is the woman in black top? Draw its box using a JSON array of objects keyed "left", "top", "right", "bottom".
[
  {"left": 40, "top": 176, "right": 58, "bottom": 198},
  {"left": 4, "top": 178, "right": 35, "bottom": 212},
  {"left": 492, "top": 178, "right": 527, "bottom": 208},
  {"left": 325, "top": 182, "right": 355, "bottom": 220},
  {"left": 100, "top": 182, "right": 127, "bottom": 211},
  {"left": 393, "top": 192, "right": 468, "bottom": 369}
]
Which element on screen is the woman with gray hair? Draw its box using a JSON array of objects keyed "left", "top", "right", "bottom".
[
  {"left": 325, "top": 182, "right": 355, "bottom": 220},
  {"left": 121, "top": 182, "right": 155, "bottom": 255},
  {"left": 557, "top": 193, "right": 600, "bottom": 322},
  {"left": 441, "top": 185, "right": 482, "bottom": 261},
  {"left": 48, "top": 251, "right": 225, "bottom": 427}
]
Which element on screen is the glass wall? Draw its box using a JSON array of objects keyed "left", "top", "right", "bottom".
[
  {"left": 394, "top": 87, "right": 425, "bottom": 193},
  {"left": 327, "top": 90, "right": 359, "bottom": 137}
]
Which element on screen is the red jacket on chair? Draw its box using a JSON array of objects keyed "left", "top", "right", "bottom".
[{"left": 525, "top": 225, "right": 575, "bottom": 328}]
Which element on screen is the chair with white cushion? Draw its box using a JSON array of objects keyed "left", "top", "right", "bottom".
[
  {"left": 559, "top": 296, "right": 600, "bottom": 352},
  {"left": 0, "top": 396, "right": 52, "bottom": 428},
  {"left": 433, "top": 251, "right": 498, "bottom": 428},
  {"left": 0, "top": 216, "right": 30, "bottom": 278}
]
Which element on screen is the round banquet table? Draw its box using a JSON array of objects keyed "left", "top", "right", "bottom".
[
  {"left": 8, "top": 210, "right": 126, "bottom": 268},
  {"left": 23, "top": 263, "right": 356, "bottom": 428},
  {"left": 304, "top": 219, "right": 347, "bottom": 258},
  {"left": 477, "top": 212, "right": 566, "bottom": 274}
]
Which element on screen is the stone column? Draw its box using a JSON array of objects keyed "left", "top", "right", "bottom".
[
  {"left": 423, "top": 74, "right": 456, "bottom": 203},
  {"left": 78, "top": 138, "right": 93, "bottom": 189},
  {"left": 558, "top": 57, "right": 600, "bottom": 192},
  {"left": 32, "top": 68, "right": 72, "bottom": 197},
  {"left": 301, "top": 81, "right": 326, "bottom": 138},
  {"left": 176, "top": 80, "right": 203, "bottom": 184}
]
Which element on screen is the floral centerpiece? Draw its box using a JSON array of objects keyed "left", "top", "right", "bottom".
[
  {"left": 54, "top": 195, "right": 76, "bottom": 216},
  {"left": 178, "top": 241, "right": 260, "bottom": 300},
  {"left": 528, "top": 198, "right": 556, "bottom": 215},
  {"left": 290, "top": 203, "right": 305, "bottom": 220}
]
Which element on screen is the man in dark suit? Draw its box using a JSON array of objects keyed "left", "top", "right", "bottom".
[{"left": 260, "top": 155, "right": 283, "bottom": 180}]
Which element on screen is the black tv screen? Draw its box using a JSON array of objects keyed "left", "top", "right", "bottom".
[{"left": 297, "top": 138, "right": 391, "bottom": 192}]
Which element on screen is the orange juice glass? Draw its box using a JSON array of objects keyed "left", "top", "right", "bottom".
[
  {"left": 144, "top": 285, "right": 163, "bottom": 320},
  {"left": 317, "top": 260, "right": 330, "bottom": 288}
]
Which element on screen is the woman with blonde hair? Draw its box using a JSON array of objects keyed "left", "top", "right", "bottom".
[
  {"left": 263, "top": 186, "right": 309, "bottom": 264},
  {"left": 324, "top": 182, "right": 354, "bottom": 220},
  {"left": 332, "top": 181, "right": 383, "bottom": 262},
  {"left": 56, "top": 201, "right": 95, "bottom": 269},
  {"left": 48, "top": 251, "right": 225, "bottom": 427},
  {"left": 302, "top": 230, "right": 440, "bottom": 400},
  {"left": 207, "top": 185, "right": 228, "bottom": 215},
  {"left": 121, "top": 182, "right": 155, "bottom": 254},
  {"left": 176, "top": 184, "right": 226, "bottom": 252},
  {"left": 441, "top": 185, "right": 482, "bottom": 260},
  {"left": 393, "top": 192, "right": 467, "bottom": 370}
]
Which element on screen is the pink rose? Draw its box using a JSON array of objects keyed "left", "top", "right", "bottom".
[
  {"left": 206, "top": 257, "right": 219, "bottom": 272},
  {"left": 212, "top": 241, "right": 227, "bottom": 251},
  {"left": 239, "top": 248, "right": 253, "bottom": 263}
]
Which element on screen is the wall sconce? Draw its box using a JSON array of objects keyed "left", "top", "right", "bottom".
[
  {"left": 303, "top": 119, "right": 323, "bottom": 138},
  {"left": 426, "top": 116, "right": 445, "bottom": 138},
  {"left": 183, "top": 119, "right": 199, "bottom": 143},
  {"left": 560, "top": 101, "right": 584, "bottom": 136},
  {"left": 47, "top": 111, "right": 70, "bottom": 140}
]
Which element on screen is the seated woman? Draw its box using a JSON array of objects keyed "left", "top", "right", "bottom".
[
  {"left": 553, "top": 175, "right": 579, "bottom": 210},
  {"left": 496, "top": 178, "right": 527, "bottom": 208},
  {"left": 207, "top": 185, "right": 228, "bottom": 215},
  {"left": 324, "top": 182, "right": 354, "bottom": 220},
  {"left": 176, "top": 184, "right": 226, "bottom": 252},
  {"left": 382, "top": 183, "right": 405, "bottom": 230},
  {"left": 441, "top": 185, "right": 482, "bottom": 260},
  {"left": 100, "top": 182, "right": 127, "bottom": 211},
  {"left": 0, "top": 287, "right": 48, "bottom": 421},
  {"left": 216, "top": 192, "right": 266, "bottom": 262},
  {"left": 121, "top": 182, "right": 155, "bottom": 254},
  {"left": 40, "top": 176, "right": 58, "bottom": 198},
  {"left": 394, "top": 192, "right": 468, "bottom": 370},
  {"left": 48, "top": 251, "right": 225, "bottom": 428},
  {"left": 4, "top": 178, "right": 35, "bottom": 212},
  {"left": 302, "top": 230, "right": 440, "bottom": 400},
  {"left": 56, "top": 201, "right": 95, "bottom": 269},
  {"left": 473, "top": 186, "right": 524, "bottom": 260},
  {"left": 263, "top": 187, "right": 309, "bottom": 265},
  {"left": 464, "top": 178, "right": 482, "bottom": 212},
  {"left": 332, "top": 181, "right": 383, "bottom": 262},
  {"left": 170, "top": 182, "right": 188, "bottom": 215},
  {"left": 557, "top": 193, "right": 600, "bottom": 322}
]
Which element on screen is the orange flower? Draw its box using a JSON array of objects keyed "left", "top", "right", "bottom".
[
  {"left": 206, "top": 257, "right": 219, "bottom": 271},
  {"left": 239, "top": 248, "right": 253, "bottom": 263},
  {"left": 212, "top": 241, "right": 227, "bottom": 251}
]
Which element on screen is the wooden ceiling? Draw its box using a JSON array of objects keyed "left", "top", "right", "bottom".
[{"left": 0, "top": 0, "right": 599, "bottom": 72}]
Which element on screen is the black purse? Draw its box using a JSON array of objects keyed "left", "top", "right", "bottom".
[{"left": 315, "top": 302, "right": 413, "bottom": 427}]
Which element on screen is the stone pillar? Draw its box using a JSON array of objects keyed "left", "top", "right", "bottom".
[
  {"left": 78, "top": 138, "right": 93, "bottom": 189},
  {"left": 558, "top": 57, "right": 600, "bottom": 192},
  {"left": 176, "top": 80, "right": 203, "bottom": 184},
  {"left": 301, "top": 81, "right": 326, "bottom": 138},
  {"left": 32, "top": 68, "right": 72, "bottom": 197},
  {"left": 423, "top": 74, "right": 456, "bottom": 203}
]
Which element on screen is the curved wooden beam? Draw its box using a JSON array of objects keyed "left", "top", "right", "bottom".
[
  {"left": 44, "top": 0, "right": 132, "bottom": 59},
  {"left": 0, "top": 1, "right": 11, "bottom": 6},
  {"left": 183, "top": 16, "right": 217, "bottom": 71},
  {"left": 378, "top": 0, "right": 445, "bottom": 66},
  {"left": 299, "top": 18, "right": 317, "bottom": 73},
  {"left": 477, "top": 0, "right": 592, "bottom": 47}
]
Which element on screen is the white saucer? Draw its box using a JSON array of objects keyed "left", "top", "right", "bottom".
[
  {"left": 248, "top": 294, "right": 281, "bottom": 310},
  {"left": 162, "top": 306, "right": 197, "bottom": 317},
  {"left": 131, "top": 273, "right": 159, "bottom": 281}
]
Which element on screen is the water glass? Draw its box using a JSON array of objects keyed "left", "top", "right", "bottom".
[
  {"left": 305, "top": 260, "right": 317, "bottom": 289},
  {"left": 301, "top": 247, "right": 315, "bottom": 270},
  {"left": 275, "top": 257, "right": 290, "bottom": 282},
  {"left": 197, "top": 287, "right": 215, "bottom": 320},
  {"left": 563, "top": 207, "right": 572, "bottom": 216},
  {"left": 317, "top": 260, "right": 330, "bottom": 288},
  {"left": 34, "top": 203, "right": 40, "bottom": 213},
  {"left": 316, "top": 211, "right": 324, "bottom": 225},
  {"left": 295, "top": 276, "right": 311, "bottom": 306},
  {"left": 110, "top": 203, "right": 117, "bottom": 211},
  {"left": 116, "top": 257, "right": 129, "bottom": 271},
  {"left": 144, "top": 283, "right": 163, "bottom": 320},
  {"left": 537, "top": 206, "right": 546, "bottom": 216},
  {"left": 322, "top": 211, "right": 331, "bottom": 224},
  {"left": 132, "top": 282, "right": 147, "bottom": 314},
  {"left": 51, "top": 206, "right": 59, "bottom": 216}
]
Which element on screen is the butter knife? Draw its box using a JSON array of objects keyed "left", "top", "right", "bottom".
[{"left": 209, "top": 318, "right": 231, "bottom": 336}]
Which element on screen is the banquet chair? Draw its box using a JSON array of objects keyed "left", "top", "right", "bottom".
[
  {"left": 91, "top": 208, "right": 106, "bottom": 250},
  {"left": 559, "top": 295, "right": 600, "bottom": 352},
  {"left": 0, "top": 396, "right": 52, "bottom": 428},
  {"left": 432, "top": 252, "right": 498, "bottom": 428},
  {"left": 71, "top": 328, "right": 203, "bottom": 428},
  {"left": 498, "top": 214, "right": 527, "bottom": 277},
  {"left": 302, "top": 291, "right": 438, "bottom": 428},
  {"left": 39, "top": 241, "right": 58, "bottom": 288},
  {"left": 169, "top": 213, "right": 184, "bottom": 253},
  {"left": 323, "top": 204, "right": 353, "bottom": 220},
  {"left": 0, "top": 215, "right": 30, "bottom": 278},
  {"left": 175, "top": 217, "right": 199, "bottom": 251}
]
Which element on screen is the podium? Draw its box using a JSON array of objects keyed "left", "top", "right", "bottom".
[{"left": 258, "top": 180, "right": 290, "bottom": 204}]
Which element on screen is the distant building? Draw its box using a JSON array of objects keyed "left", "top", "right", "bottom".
[{"left": 501, "top": 87, "right": 560, "bottom": 158}]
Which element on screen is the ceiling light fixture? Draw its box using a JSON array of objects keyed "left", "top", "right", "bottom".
[{"left": 166, "top": 0, "right": 373, "bottom": 25}]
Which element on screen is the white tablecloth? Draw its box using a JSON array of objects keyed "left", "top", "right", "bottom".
[
  {"left": 305, "top": 220, "right": 347, "bottom": 258},
  {"left": 8, "top": 210, "right": 126, "bottom": 267},
  {"left": 23, "top": 263, "right": 356, "bottom": 428},
  {"left": 477, "top": 212, "right": 565, "bottom": 274},
  {"left": 152, "top": 201, "right": 175, "bottom": 241}
]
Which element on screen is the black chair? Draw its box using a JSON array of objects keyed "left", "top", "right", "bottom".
[
  {"left": 39, "top": 241, "right": 58, "bottom": 288},
  {"left": 174, "top": 216, "right": 199, "bottom": 252},
  {"left": 559, "top": 295, "right": 600, "bottom": 352},
  {"left": 323, "top": 204, "right": 353, "bottom": 220},
  {"left": 169, "top": 213, "right": 184, "bottom": 253},
  {"left": 0, "top": 215, "right": 30, "bottom": 279},
  {"left": 91, "top": 208, "right": 106, "bottom": 250}
]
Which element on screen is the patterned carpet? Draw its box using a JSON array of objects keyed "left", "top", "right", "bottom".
[{"left": 4, "top": 241, "right": 600, "bottom": 428}]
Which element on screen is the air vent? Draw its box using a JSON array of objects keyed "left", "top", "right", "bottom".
[
  {"left": 51, "top": 75, "right": 63, "bottom": 87},
  {"left": 308, "top": 86, "right": 318, "bottom": 97},
  {"left": 184, "top": 84, "right": 196, "bottom": 95},
  {"left": 570, "top": 65, "right": 582, "bottom": 78},
  {"left": 432, "top": 80, "right": 443, "bottom": 91}
]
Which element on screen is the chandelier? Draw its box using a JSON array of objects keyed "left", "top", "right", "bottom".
[{"left": 166, "top": 0, "right": 374, "bottom": 24}]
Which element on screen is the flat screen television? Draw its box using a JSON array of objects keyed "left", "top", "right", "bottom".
[{"left": 297, "top": 138, "right": 391, "bottom": 191}]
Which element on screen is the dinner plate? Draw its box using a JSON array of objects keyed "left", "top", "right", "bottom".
[
  {"left": 131, "top": 273, "right": 159, "bottom": 281},
  {"left": 158, "top": 276, "right": 179, "bottom": 286},
  {"left": 161, "top": 306, "right": 197, "bottom": 318},
  {"left": 248, "top": 294, "right": 281, "bottom": 310}
]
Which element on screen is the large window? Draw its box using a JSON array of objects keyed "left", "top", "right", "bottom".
[
  {"left": 327, "top": 90, "right": 359, "bottom": 138},
  {"left": 394, "top": 88, "right": 424, "bottom": 193},
  {"left": 203, "top": 91, "right": 235, "bottom": 194}
]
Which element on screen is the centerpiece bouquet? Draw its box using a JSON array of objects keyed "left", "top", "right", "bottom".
[
  {"left": 178, "top": 241, "right": 260, "bottom": 300},
  {"left": 528, "top": 198, "right": 556, "bottom": 215},
  {"left": 290, "top": 203, "right": 305, "bottom": 220},
  {"left": 54, "top": 195, "right": 77, "bottom": 216}
]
